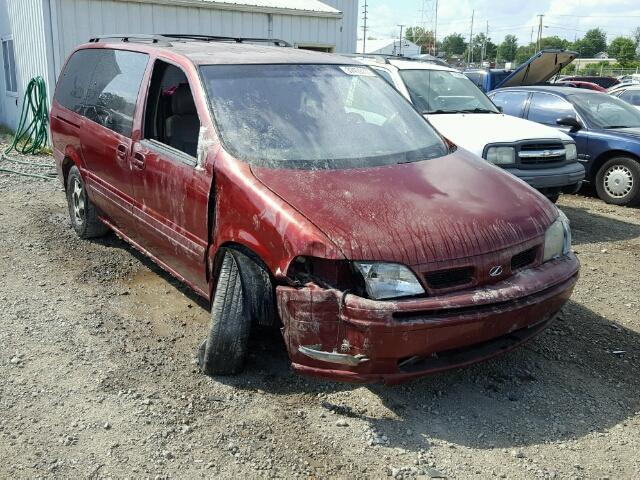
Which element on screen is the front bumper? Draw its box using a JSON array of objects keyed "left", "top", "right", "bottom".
[
  {"left": 503, "top": 162, "right": 585, "bottom": 189},
  {"left": 277, "top": 254, "right": 579, "bottom": 384}
]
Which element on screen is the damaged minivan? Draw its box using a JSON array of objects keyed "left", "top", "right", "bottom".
[{"left": 51, "top": 35, "right": 579, "bottom": 384}]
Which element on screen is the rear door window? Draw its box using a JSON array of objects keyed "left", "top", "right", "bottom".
[
  {"left": 491, "top": 91, "right": 529, "bottom": 117},
  {"left": 527, "top": 93, "right": 576, "bottom": 125},
  {"left": 84, "top": 49, "right": 148, "bottom": 137}
]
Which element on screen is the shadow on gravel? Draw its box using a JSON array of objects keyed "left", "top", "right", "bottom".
[{"left": 561, "top": 204, "right": 640, "bottom": 245}]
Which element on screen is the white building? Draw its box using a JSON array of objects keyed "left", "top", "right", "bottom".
[
  {"left": 356, "top": 38, "right": 421, "bottom": 57},
  {"left": 0, "top": 0, "right": 357, "bottom": 130}
]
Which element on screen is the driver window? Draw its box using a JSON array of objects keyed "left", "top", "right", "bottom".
[
  {"left": 143, "top": 60, "right": 201, "bottom": 158},
  {"left": 528, "top": 93, "right": 575, "bottom": 125}
]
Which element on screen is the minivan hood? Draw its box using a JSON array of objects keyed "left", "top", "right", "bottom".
[
  {"left": 426, "top": 113, "right": 572, "bottom": 157},
  {"left": 496, "top": 49, "right": 577, "bottom": 89},
  {"left": 251, "top": 150, "right": 557, "bottom": 266}
]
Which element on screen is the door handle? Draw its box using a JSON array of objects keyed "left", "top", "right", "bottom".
[
  {"left": 116, "top": 144, "right": 127, "bottom": 160},
  {"left": 131, "top": 152, "right": 146, "bottom": 170}
]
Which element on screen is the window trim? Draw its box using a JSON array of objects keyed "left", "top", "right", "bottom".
[
  {"left": 2, "top": 36, "right": 18, "bottom": 96},
  {"left": 525, "top": 91, "right": 586, "bottom": 128}
]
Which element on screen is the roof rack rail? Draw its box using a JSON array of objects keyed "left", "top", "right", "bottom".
[
  {"left": 88, "top": 34, "right": 292, "bottom": 48},
  {"left": 161, "top": 34, "right": 292, "bottom": 47}
]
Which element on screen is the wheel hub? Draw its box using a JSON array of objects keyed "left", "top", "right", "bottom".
[
  {"left": 72, "top": 178, "right": 85, "bottom": 224},
  {"left": 604, "top": 165, "right": 633, "bottom": 198}
]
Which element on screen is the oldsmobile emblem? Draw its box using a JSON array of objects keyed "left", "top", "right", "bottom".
[{"left": 489, "top": 265, "right": 504, "bottom": 277}]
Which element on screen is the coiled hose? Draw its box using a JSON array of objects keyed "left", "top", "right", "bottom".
[{"left": 4, "top": 76, "right": 49, "bottom": 155}]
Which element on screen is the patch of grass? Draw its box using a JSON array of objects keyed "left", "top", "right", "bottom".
[{"left": 0, "top": 125, "right": 14, "bottom": 144}]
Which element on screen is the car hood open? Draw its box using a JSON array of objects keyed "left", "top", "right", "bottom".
[
  {"left": 426, "top": 113, "right": 572, "bottom": 157},
  {"left": 496, "top": 49, "right": 577, "bottom": 89},
  {"left": 251, "top": 150, "right": 557, "bottom": 266}
]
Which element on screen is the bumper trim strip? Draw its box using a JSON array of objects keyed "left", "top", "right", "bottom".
[{"left": 298, "top": 345, "right": 370, "bottom": 367}]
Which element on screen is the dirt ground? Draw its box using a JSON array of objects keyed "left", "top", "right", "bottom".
[{"left": 1, "top": 146, "right": 639, "bottom": 479}]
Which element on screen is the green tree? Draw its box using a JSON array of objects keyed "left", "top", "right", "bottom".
[
  {"left": 466, "top": 33, "right": 497, "bottom": 63},
  {"left": 633, "top": 27, "right": 640, "bottom": 46},
  {"left": 404, "top": 26, "right": 435, "bottom": 53},
  {"left": 440, "top": 33, "right": 467, "bottom": 56},
  {"left": 498, "top": 34, "right": 518, "bottom": 62},
  {"left": 608, "top": 36, "right": 638, "bottom": 66},
  {"left": 574, "top": 28, "right": 607, "bottom": 58},
  {"left": 539, "top": 36, "right": 571, "bottom": 50}
]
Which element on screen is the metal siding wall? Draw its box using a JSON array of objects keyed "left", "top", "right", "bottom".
[
  {"left": 320, "top": 0, "right": 357, "bottom": 53},
  {"left": 3, "top": 0, "right": 50, "bottom": 130}
]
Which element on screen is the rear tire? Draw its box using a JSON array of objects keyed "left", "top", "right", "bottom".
[
  {"left": 595, "top": 157, "right": 640, "bottom": 206},
  {"left": 66, "top": 166, "right": 109, "bottom": 239},
  {"left": 198, "top": 250, "right": 253, "bottom": 376}
]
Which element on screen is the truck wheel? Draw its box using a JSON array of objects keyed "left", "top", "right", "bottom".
[
  {"left": 596, "top": 157, "right": 640, "bottom": 206},
  {"left": 66, "top": 166, "right": 109, "bottom": 238},
  {"left": 198, "top": 249, "right": 253, "bottom": 376}
]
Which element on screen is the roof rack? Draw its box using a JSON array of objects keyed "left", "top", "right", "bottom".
[{"left": 88, "top": 34, "right": 291, "bottom": 48}]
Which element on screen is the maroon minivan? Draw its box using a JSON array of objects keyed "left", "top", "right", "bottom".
[{"left": 50, "top": 35, "right": 579, "bottom": 384}]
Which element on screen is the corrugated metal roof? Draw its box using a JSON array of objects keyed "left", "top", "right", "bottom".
[{"left": 113, "top": 0, "right": 342, "bottom": 17}]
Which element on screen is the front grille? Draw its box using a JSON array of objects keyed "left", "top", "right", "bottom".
[
  {"left": 518, "top": 142, "right": 565, "bottom": 164},
  {"left": 425, "top": 267, "right": 473, "bottom": 290},
  {"left": 511, "top": 247, "right": 537, "bottom": 271}
]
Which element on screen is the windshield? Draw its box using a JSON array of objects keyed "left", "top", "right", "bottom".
[
  {"left": 569, "top": 93, "right": 640, "bottom": 129},
  {"left": 399, "top": 69, "right": 499, "bottom": 114},
  {"left": 199, "top": 64, "right": 448, "bottom": 169}
]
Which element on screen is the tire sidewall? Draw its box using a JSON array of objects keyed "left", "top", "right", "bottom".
[
  {"left": 66, "top": 167, "right": 88, "bottom": 236},
  {"left": 596, "top": 157, "right": 640, "bottom": 206}
]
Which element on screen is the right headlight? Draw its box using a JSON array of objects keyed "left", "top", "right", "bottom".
[
  {"left": 485, "top": 146, "right": 516, "bottom": 165},
  {"left": 543, "top": 210, "right": 572, "bottom": 262},
  {"left": 353, "top": 262, "right": 425, "bottom": 300},
  {"left": 564, "top": 142, "right": 578, "bottom": 161}
]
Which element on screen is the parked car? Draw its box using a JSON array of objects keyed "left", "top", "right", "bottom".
[
  {"left": 560, "top": 75, "right": 620, "bottom": 89},
  {"left": 51, "top": 35, "right": 579, "bottom": 384},
  {"left": 609, "top": 84, "right": 640, "bottom": 110},
  {"left": 557, "top": 80, "right": 606, "bottom": 92},
  {"left": 355, "top": 55, "right": 584, "bottom": 202},
  {"left": 465, "top": 49, "right": 577, "bottom": 93},
  {"left": 489, "top": 86, "right": 640, "bottom": 206}
]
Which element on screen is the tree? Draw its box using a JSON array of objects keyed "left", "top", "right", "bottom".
[
  {"left": 608, "top": 36, "right": 638, "bottom": 66},
  {"left": 574, "top": 28, "right": 607, "bottom": 58},
  {"left": 404, "top": 26, "right": 435, "bottom": 54},
  {"left": 440, "top": 33, "right": 467, "bottom": 57},
  {"left": 633, "top": 27, "right": 640, "bottom": 46},
  {"left": 498, "top": 35, "right": 518, "bottom": 62},
  {"left": 539, "top": 36, "right": 571, "bottom": 50},
  {"left": 515, "top": 45, "right": 535, "bottom": 64},
  {"left": 466, "top": 33, "right": 497, "bottom": 63}
]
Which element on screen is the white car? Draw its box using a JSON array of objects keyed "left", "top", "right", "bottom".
[
  {"left": 609, "top": 84, "right": 640, "bottom": 110},
  {"left": 355, "top": 56, "right": 585, "bottom": 202}
]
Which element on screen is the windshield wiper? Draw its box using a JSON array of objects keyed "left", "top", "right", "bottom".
[
  {"left": 423, "top": 109, "right": 460, "bottom": 114},
  {"left": 603, "top": 125, "right": 633, "bottom": 129},
  {"left": 458, "top": 108, "right": 498, "bottom": 114}
]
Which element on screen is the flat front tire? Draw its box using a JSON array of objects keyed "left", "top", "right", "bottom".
[
  {"left": 198, "top": 250, "right": 252, "bottom": 376},
  {"left": 66, "top": 166, "right": 109, "bottom": 238},
  {"left": 595, "top": 157, "right": 640, "bottom": 206}
]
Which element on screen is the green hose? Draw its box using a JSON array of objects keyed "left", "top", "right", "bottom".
[{"left": 4, "top": 76, "right": 49, "bottom": 155}]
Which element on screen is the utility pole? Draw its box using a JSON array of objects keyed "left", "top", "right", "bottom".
[
  {"left": 481, "top": 20, "right": 488, "bottom": 65},
  {"left": 468, "top": 9, "right": 474, "bottom": 65},
  {"left": 398, "top": 24, "right": 405, "bottom": 56},
  {"left": 433, "top": 0, "right": 439, "bottom": 55},
  {"left": 536, "top": 14, "right": 544, "bottom": 52},
  {"left": 361, "top": 0, "right": 368, "bottom": 54}
]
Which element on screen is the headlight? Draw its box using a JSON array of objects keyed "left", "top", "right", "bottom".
[
  {"left": 564, "top": 142, "right": 577, "bottom": 161},
  {"left": 485, "top": 146, "right": 515, "bottom": 165},
  {"left": 353, "top": 262, "right": 425, "bottom": 300},
  {"left": 543, "top": 210, "right": 572, "bottom": 262}
]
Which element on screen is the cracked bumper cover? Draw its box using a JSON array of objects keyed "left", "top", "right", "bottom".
[{"left": 277, "top": 254, "right": 579, "bottom": 384}]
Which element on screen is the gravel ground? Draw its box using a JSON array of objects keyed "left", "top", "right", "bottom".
[{"left": 0, "top": 146, "right": 639, "bottom": 479}]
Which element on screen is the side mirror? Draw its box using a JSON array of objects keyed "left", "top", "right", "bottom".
[{"left": 556, "top": 116, "right": 581, "bottom": 131}]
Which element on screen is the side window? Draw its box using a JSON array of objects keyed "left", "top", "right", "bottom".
[
  {"left": 143, "top": 60, "right": 200, "bottom": 158},
  {"left": 619, "top": 90, "right": 640, "bottom": 107},
  {"left": 84, "top": 49, "right": 148, "bottom": 137},
  {"left": 527, "top": 93, "right": 576, "bottom": 125},
  {"left": 55, "top": 49, "right": 101, "bottom": 112},
  {"left": 2, "top": 38, "right": 17, "bottom": 93},
  {"left": 372, "top": 67, "right": 395, "bottom": 87},
  {"left": 491, "top": 91, "right": 529, "bottom": 117}
]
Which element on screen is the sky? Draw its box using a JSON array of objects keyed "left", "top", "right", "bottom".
[{"left": 358, "top": 0, "right": 640, "bottom": 46}]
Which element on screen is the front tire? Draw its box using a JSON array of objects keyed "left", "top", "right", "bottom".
[
  {"left": 198, "top": 250, "right": 252, "bottom": 376},
  {"left": 595, "top": 157, "right": 640, "bottom": 206},
  {"left": 66, "top": 166, "right": 109, "bottom": 238}
]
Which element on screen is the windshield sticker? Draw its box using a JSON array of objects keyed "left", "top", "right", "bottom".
[{"left": 339, "top": 66, "right": 376, "bottom": 77}]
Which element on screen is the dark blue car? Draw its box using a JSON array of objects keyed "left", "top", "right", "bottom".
[{"left": 489, "top": 86, "right": 640, "bottom": 206}]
